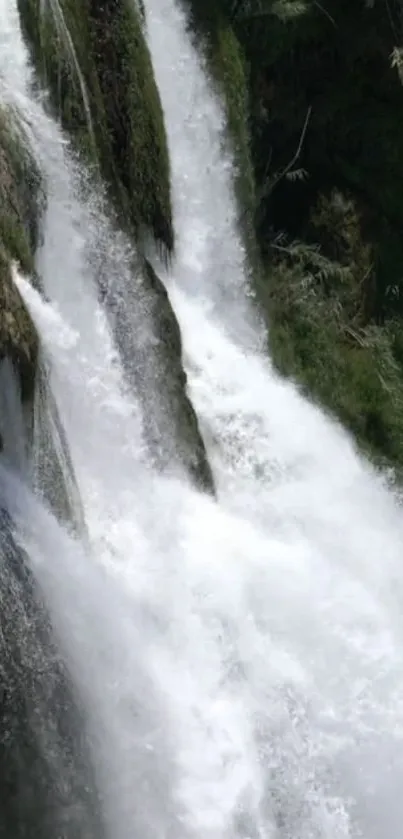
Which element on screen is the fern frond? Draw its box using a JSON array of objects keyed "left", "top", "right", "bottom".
[
  {"left": 391, "top": 46, "right": 403, "bottom": 84},
  {"left": 285, "top": 167, "right": 309, "bottom": 181},
  {"left": 272, "top": 0, "right": 309, "bottom": 19}
]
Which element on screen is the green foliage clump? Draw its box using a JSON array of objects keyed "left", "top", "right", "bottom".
[
  {"left": 266, "top": 191, "right": 403, "bottom": 468},
  {"left": 17, "top": 0, "right": 174, "bottom": 254}
]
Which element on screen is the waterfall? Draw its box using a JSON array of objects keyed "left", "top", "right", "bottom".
[
  {"left": 2, "top": 0, "right": 403, "bottom": 837},
  {"left": 0, "top": 383, "right": 103, "bottom": 838}
]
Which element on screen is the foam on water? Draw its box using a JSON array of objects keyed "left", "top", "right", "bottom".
[{"left": 3, "top": 0, "right": 403, "bottom": 837}]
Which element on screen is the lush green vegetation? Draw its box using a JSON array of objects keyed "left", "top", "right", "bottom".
[{"left": 184, "top": 0, "right": 403, "bottom": 472}]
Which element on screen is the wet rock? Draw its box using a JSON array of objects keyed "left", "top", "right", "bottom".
[
  {"left": 0, "top": 105, "right": 42, "bottom": 402},
  {"left": 0, "top": 506, "right": 105, "bottom": 838},
  {"left": 18, "top": 0, "right": 174, "bottom": 255},
  {"left": 142, "top": 259, "right": 215, "bottom": 494}
]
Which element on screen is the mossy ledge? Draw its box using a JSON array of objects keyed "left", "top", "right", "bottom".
[
  {"left": 17, "top": 0, "right": 174, "bottom": 256},
  {"left": 0, "top": 105, "right": 41, "bottom": 403}
]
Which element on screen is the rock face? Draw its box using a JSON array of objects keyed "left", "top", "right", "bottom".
[
  {"left": 18, "top": 0, "right": 174, "bottom": 253},
  {"left": 0, "top": 106, "right": 40, "bottom": 402},
  {"left": 31, "top": 366, "right": 87, "bottom": 533},
  {"left": 0, "top": 105, "right": 85, "bottom": 529},
  {"left": 17, "top": 0, "right": 215, "bottom": 492},
  {"left": 184, "top": 0, "right": 403, "bottom": 474},
  {"left": 0, "top": 507, "right": 105, "bottom": 839},
  {"left": 0, "top": 97, "right": 92, "bottom": 839},
  {"left": 142, "top": 260, "right": 214, "bottom": 493},
  {"left": 181, "top": 0, "right": 256, "bottom": 239}
]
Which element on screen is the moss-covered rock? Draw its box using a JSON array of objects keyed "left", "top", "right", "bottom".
[
  {"left": 0, "top": 105, "right": 41, "bottom": 402},
  {"left": 0, "top": 253, "right": 37, "bottom": 403},
  {"left": 17, "top": 1, "right": 214, "bottom": 493},
  {"left": 181, "top": 0, "right": 255, "bottom": 227},
  {"left": 17, "top": 0, "right": 174, "bottom": 254}
]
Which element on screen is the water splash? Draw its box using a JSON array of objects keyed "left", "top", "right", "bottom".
[{"left": 3, "top": 0, "right": 403, "bottom": 837}]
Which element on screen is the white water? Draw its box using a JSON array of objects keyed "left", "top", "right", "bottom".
[{"left": 2, "top": 0, "right": 403, "bottom": 837}]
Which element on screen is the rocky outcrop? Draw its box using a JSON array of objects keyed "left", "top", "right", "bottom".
[
  {"left": 0, "top": 507, "right": 105, "bottom": 838},
  {"left": 0, "top": 104, "right": 84, "bottom": 529},
  {"left": 0, "top": 105, "right": 40, "bottom": 403},
  {"left": 18, "top": 0, "right": 215, "bottom": 492},
  {"left": 0, "top": 104, "right": 92, "bottom": 838},
  {"left": 17, "top": 0, "right": 173, "bottom": 254},
  {"left": 94, "top": 231, "right": 215, "bottom": 493},
  {"left": 31, "top": 366, "right": 87, "bottom": 534},
  {"left": 142, "top": 259, "right": 214, "bottom": 493}
]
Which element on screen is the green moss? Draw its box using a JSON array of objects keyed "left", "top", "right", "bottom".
[
  {"left": 180, "top": 0, "right": 265, "bottom": 305},
  {"left": 181, "top": 0, "right": 255, "bottom": 216},
  {"left": 17, "top": 0, "right": 174, "bottom": 253},
  {"left": 0, "top": 107, "right": 41, "bottom": 400},
  {"left": 0, "top": 108, "right": 42, "bottom": 273},
  {"left": 87, "top": 0, "right": 173, "bottom": 250},
  {"left": 0, "top": 250, "right": 38, "bottom": 402},
  {"left": 211, "top": 24, "right": 255, "bottom": 212}
]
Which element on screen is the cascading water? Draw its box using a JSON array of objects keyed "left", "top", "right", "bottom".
[{"left": 2, "top": 0, "right": 403, "bottom": 836}]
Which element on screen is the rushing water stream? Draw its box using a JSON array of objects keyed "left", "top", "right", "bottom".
[{"left": 2, "top": 0, "right": 403, "bottom": 836}]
